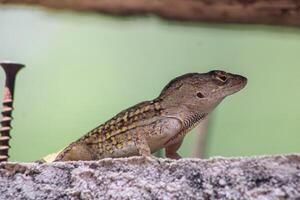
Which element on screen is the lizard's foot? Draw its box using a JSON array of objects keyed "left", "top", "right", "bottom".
[
  {"left": 166, "top": 152, "right": 182, "bottom": 159},
  {"left": 165, "top": 139, "right": 183, "bottom": 159},
  {"left": 135, "top": 134, "right": 152, "bottom": 157},
  {"left": 140, "top": 154, "right": 156, "bottom": 159},
  {"left": 137, "top": 147, "right": 152, "bottom": 157}
]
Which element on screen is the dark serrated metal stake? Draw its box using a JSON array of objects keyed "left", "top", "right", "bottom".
[{"left": 0, "top": 62, "right": 25, "bottom": 162}]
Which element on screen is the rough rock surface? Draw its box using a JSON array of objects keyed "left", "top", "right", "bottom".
[{"left": 0, "top": 155, "right": 300, "bottom": 200}]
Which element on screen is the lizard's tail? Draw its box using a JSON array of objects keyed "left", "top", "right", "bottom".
[{"left": 40, "top": 150, "right": 63, "bottom": 163}]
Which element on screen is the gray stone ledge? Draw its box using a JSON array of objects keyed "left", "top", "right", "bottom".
[{"left": 0, "top": 154, "right": 300, "bottom": 199}]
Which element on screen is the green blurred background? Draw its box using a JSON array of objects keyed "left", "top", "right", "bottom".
[{"left": 0, "top": 7, "right": 300, "bottom": 162}]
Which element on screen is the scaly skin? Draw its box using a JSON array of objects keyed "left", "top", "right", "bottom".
[{"left": 52, "top": 70, "right": 247, "bottom": 162}]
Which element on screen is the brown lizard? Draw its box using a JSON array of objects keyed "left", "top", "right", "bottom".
[{"left": 49, "top": 70, "right": 247, "bottom": 162}]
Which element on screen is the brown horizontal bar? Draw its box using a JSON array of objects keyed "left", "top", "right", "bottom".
[{"left": 1, "top": 0, "right": 300, "bottom": 26}]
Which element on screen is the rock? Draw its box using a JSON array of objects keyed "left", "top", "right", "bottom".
[{"left": 0, "top": 154, "right": 300, "bottom": 199}]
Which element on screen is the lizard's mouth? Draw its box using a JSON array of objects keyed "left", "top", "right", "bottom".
[
  {"left": 215, "top": 74, "right": 247, "bottom": 98},
  {"left": 227, "top": 75, "right": 247, "bottom": 95}
]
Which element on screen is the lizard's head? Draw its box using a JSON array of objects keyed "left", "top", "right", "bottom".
[{"left": 159, "top": 70, "right": 247, "bottom": 113}]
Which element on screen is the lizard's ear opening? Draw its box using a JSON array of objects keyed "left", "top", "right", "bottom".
[{"left": 196, "top": 92, "right": 205, "bottom": 98}]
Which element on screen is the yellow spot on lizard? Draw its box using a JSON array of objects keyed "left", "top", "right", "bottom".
[
  {"left": 111, "top": 137, "right": 117, "bottom": 145},
  {"left": 109, "top": 119, "right": 116, "bottom": 125},
  {"left": 144, "top": 105, "right": 151, "bottom": 112},
  {"left": 134, "top": 109, "right": 140, "bottom": 115},
  {"left": 154, "top": 102, "right": 160, "bottom": 110}
]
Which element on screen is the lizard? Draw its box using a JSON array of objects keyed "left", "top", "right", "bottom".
[{"left": 45, "top": 70, "right": 247, "bottom": 162}]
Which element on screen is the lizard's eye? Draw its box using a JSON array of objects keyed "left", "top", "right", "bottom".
[
  {"left": 215, "top": 74, "right": 228, "bottom": 83},
  {"left": 210, "top": 70, "right": 228, "bottom": 84},
  {"left": 196, "top": 92, "right": 205, "bottom": 98}
]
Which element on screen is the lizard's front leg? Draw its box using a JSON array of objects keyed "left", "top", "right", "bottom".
[
  {"left": 135, "top": 132, "right": 152, "bottom": 157},
  {"left": 165, "top": 139, "right": 183, "bottom": 159}
]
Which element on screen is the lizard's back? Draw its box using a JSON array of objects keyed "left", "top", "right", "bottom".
[{"left": 54, "top": 99, "right": 181, "bottom": 161}]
